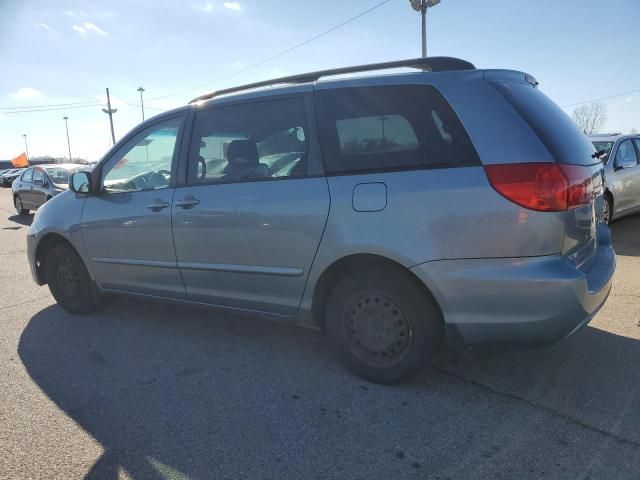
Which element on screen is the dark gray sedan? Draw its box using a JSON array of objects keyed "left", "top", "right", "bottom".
[{"left": 12, "top": 164, "right": 85, "bottom": 215}]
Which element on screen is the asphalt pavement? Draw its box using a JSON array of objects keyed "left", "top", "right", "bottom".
[{"left": 1, "top": 186, "right": 639, "bottom": 479}]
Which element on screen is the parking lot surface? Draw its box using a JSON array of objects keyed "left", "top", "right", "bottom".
[{"left": 1, "top": 186, "right": 639, "bottom": 479}]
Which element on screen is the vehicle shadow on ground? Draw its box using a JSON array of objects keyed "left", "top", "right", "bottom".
[
  {"left": 6, "top": 214, "right": 33, "bottom": 227},
  {"left": 610, "top": 214, "right": 640, "bottom": 256},
  {"left": 19, "top": 297, "right": 640, "bottom": 478}
]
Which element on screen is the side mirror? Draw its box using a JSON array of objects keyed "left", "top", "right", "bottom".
[{"left": 69, "top": 171, "right": 92, "bottom": 194}]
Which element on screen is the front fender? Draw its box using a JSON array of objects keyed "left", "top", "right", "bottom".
[{"left": 29, "top": 191, "right": 94, "bottom": 282}]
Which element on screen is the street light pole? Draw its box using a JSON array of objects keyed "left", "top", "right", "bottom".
[
  {"left": 22, "top": 134, "right": 29, "bottom": 161},
  {"left": 421, "top": 4, "right": 427, "bottom": 58},
  {"left": 409, "top": 0, "right": 441, "bottom": 57},
  {"left": 63, "top": 116, "right": 72, "bottom": 162},
  {"left": 137, "top": 86, "right": 145, "bottom": 121}
]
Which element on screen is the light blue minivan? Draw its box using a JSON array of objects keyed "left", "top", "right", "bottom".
[{"left": 27, "top": 58, "right": 615, "bottom": 383}]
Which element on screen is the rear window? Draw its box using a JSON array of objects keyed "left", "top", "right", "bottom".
[
  {"left": 491, "top": 82, "right": 598, "bottom": 165},
  {"left": 315, "top": 85, "right": 480, "bottom": 174}
]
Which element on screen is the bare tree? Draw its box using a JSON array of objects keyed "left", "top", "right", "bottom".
[
  {"left": 631, "top": 128, "right": 638, "bottom": 134},
  {"left": 571, "top": 100, "right": 607, "bottom": 134}
]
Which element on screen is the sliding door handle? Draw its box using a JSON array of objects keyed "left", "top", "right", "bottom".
[{"left": 175, "top": 198, "right": 200, "bottom": 209}]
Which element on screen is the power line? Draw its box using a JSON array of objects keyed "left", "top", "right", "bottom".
[
  {"left": 0, "top": 1, "right": 392, "bottom": 115},
  {"left": 0, "top": 99, "right": 98, "bottom": 110},
  {"left": 1, "top": 103, "right": 103, "bottom": 114},
  {"left": 560, "top": 89, "right": 639, "bottom": 108},
  {"left": 148, "top": 0, "right": 393, "bottom": 101}
]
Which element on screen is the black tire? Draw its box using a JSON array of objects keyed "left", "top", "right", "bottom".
[
  {"left": 325, "top": 265, "right": 443, "bottom": 384},
  {"left": 14, "top": 195, "right": 29, "bottom": 216},
  {"left": 45, "top": 244, "right": 101, "bottom": 314},
  {"left": 602, "top": 194, "right": 613, "bottom": 225}
]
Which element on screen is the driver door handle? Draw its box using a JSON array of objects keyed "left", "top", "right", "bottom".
[
  {"left": 175, "top": 198, "right": 200, "bottom": 209},
  {"left": 146, "top": 201, "right": 170, "bottom": 211}
]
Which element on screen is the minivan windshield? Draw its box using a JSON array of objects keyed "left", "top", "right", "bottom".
[
  {"left": 592, "top": 141, "right": 614, "bottom": 160},
  {"left": 44, "top": 166, "right": 84, "bottom": 186}
]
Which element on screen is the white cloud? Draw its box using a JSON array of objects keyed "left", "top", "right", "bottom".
[
  {"left": 73, "top": 22, "right": 108, "bottom": 37},
  {"left": 35, "top": 23, "right": 51, "bottom": 31},
  {"left": 10, "top": 87, "right": 45, "bottom": 100},
  {"left": 72, "top": 25, "right": 87, "bottom": 36},
  {"left": 223, "top": 2, "right": 241, "bottom": 11},
  {"left": 231, "top": 60, "right": 244, "bottom": 69},
  {"left": 192, "top": 2, "right": 214, "bottom": 12}
]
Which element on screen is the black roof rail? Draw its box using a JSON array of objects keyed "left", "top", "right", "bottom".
[{"left": 189, "top": 56, "right": 475, "bottom": 104}]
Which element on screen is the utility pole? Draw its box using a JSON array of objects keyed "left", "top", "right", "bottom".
[
  {"left": 63, "top": 116, "right": 72, "bottom": 162},
  {"left": 409, "top": 0, "right": 441, "bottom": 57},
  {"left": 22, "top": 134, "right": 29, "bottom": 161},
  {"left": 102, "top": 87, "right": 117, "bottom": 145},
  {"left": 137, "top": 86, "right": 146, "bottom": 121}
]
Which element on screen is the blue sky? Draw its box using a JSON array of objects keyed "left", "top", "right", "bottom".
[{"left": 0, "top": 0, "right": 638, "bottom": 161}]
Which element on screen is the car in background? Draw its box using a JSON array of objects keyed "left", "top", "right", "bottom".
[
  {"left": 589, "top": 133, "right": 640, "bottom": 223},
  {"left": 27, "top": 58, "right": 614, "bottom": 383},
  {"left": 12, "top": 164, "right": 85, "bottom": 215},
  {"left": 0, "top": 168, "right": 26, "bottom": 187}
]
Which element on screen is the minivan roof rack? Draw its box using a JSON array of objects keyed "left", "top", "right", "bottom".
[{"left": 189, "top": 56, "right": 475, "bottom": 104}]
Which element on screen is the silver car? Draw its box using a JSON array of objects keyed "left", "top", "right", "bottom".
[
  {"left": 26, "top": 58, "right": 615, "bottom": 383},
  {"left": 12, "top": 164, "right": 85, "bottom": 216},
  {"left": 589, "top": 133, "right": 640, "bottom": 223}
]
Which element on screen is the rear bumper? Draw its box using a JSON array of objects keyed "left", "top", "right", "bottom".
[{"left": 410, "top": 226, "right": 615, "bottom": 345}]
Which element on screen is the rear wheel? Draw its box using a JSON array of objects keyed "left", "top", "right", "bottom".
[
  {"left": 325, "top": 265, "right": 443, "bottom": 384},
  {"left": 45, "top": 244, "right": 101, "bottom": 314},
  {"left": 14, "top": 195, "right": 29, "bottom": 216}
]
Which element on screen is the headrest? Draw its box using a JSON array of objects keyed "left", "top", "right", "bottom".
[{"left": 227, "top": 140, "right": 258, "bottom": 165}]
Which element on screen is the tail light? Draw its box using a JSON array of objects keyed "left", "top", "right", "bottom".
[{"left": 484, "top": 163, "right": 595, "bottom": 212}]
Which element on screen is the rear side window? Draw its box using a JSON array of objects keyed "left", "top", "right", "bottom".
[
  {"left": 315, "top": 85, "right": 480, "bottom": 174},
  {"left": 189, "top": 98, "right": 309, "bottom": 184},
  {"left": 491, "top": 82, "right": 598, "bottom": 165}
]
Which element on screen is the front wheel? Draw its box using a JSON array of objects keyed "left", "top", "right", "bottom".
[
  {"left": 45, "top": 244, "right": 102, "bottom": 314},
  {"left": 14, "top": 195, "right": 29, "bottom": 216},
  {"left": 325, "top": 265, "right": 443, "bottom": 384},
  {"left": 602, "top": 195, "right": 612, "bottom": 224}
]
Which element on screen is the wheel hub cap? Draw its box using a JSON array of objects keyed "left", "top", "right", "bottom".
[
  {"left": 56, "top": 261, "right": 77, "bottom": 298},
  {"left": 345, "top": 293, "right": 412, "bottom": 364}
]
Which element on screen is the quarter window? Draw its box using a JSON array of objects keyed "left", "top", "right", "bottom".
[
  {"left": 315, "top": 85, "right": 480, "bottom": 174},
  {"left": 189, "top": 98, "right": 309, "bottom": 184},
  {"left": 101, "top": 117, "right": 183, "bottom": 193}
]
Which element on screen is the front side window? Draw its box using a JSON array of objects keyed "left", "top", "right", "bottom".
[
  {"left": 615, "top": 140, "right": 638, "bottom": 168},
  {"left": 21, "top": 168, "right": 33, "bottom": 182},
  {"left": 315, "top": 85, "right": 480, "bottom": 174},
  {"left": 101, "top": 117, "right": 183, "bottom": 193},
  {"left": 33, "top": 169, "right": 43, "bottom": 184},
  {"left": 189, "top": 98, "right": 309, "bottom": 184}
]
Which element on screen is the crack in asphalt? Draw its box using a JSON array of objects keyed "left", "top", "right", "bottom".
[
  {"left": 1, "top": 295, "right": 51, "bottom": 310},
  {"left": 433, "top": 366, "right": 640, "bottom": 450}
]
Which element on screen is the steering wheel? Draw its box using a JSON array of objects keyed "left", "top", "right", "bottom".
[{"left": 146, "top": 169, "right": 171, "bottom": 189}]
